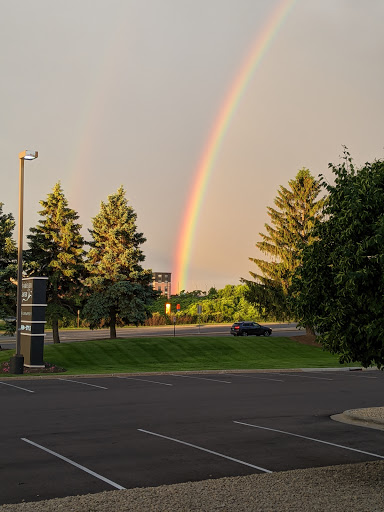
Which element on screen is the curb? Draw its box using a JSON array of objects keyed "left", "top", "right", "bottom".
[
  {"left": 299, "top": 367, "right": 364, "bottom": 372},
  {"left": 0, "top": 367, "right": 368, "bottom": 381}
]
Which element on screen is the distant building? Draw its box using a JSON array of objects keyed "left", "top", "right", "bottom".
[{"left": 152, "top": 272, "right": 171, "bottom": 299}]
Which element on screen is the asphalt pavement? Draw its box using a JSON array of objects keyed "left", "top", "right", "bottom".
[{"left": 0, "top": 367, "right": 383, "bottom": 507}]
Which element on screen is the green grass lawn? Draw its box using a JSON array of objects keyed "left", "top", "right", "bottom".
[{"left": 0, "top": 336, "right": 355, "bottom": 376}]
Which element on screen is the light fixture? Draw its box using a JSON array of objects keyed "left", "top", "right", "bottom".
[{"left": 19, "top": 150, "right": 38, "bottom": 160}]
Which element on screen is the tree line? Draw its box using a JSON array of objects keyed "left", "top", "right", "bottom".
[
  {"left": 1, "top": 149, "right": 383, "bottom": 368},
  {"left": 0, "top": 184, "right": 157, "bottom": 342},
  {"left": 148, "top": 285, "right": 262, "bottom": 324}
]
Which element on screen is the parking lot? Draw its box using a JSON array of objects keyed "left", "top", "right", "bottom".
[{"left": 1, "top": 369, "right": 383, "bottom": 505}]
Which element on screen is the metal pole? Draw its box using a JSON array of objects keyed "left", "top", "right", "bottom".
[{"left": 16, "top": 157, "right": 24, "bottom": 358}]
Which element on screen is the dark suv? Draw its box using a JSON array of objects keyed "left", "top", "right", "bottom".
[{"left": 230, "top": 322, "right": 272, "bottom": 337}]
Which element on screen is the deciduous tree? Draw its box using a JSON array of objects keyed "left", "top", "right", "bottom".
[{"left": 291, "top": 151, "right": 384, "bottom": 368}]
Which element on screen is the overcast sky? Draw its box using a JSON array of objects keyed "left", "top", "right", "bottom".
[{"left": 1, "top": 0, "right": 383, "bottom": 292}]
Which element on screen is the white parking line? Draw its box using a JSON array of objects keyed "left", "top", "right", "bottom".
[
  {"left": 228, "top": 374, "right": 285, "bottom": 382},
  {"left": 57, "top": 378, "right": 108, "bottom": 390},
  {"left": 117, "top": 376, "right": 173, "bottom": 386},
  {"left": 138, "top": 429, "right": 272, "bottom": 473},
  {"left": 21, "top": 438, "right": 125, "bottom": 489},
  {"left": 267, "top": 373, "right": 333, "bottom": 381},
  {"left": 0, "top": 381, "right": 35, "bottom": 393},
  {"left": 234, "top": 421, "right": 384, "bottom": 460},
  {"left": 170, "top": 374, "right": 231, "bottom": 384}
]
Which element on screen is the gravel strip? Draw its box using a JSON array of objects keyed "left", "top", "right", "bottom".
[
  {"left": 1, "top": 461, "right": 384, "bottom": 512},
  {"left": 345, "top": 407, "right": 384, "bottom": 425}
]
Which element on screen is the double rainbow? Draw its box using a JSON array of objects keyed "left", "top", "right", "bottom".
[{"left": 173, "top": 0, "right": 297, "bottom": 292}]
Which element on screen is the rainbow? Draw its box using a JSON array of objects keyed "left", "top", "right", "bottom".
[{"left": 173, "top": 0, "right": 297, "bottom": 292}]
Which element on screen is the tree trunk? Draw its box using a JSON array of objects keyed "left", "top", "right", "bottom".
[
  {"left": 110, "top": 308, "right": 117, "bottom": 339},
  {"left": 51, "top": 285, "right": 61, "bottom": 344},
  {"left": 52, "top": 317, "right": 60, "bottom": 343},
  {"left": 305, "top": 325, "right": 316, "bottom": 337}
]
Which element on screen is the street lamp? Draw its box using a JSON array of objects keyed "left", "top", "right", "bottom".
[{"left": 10, "top": 150, "right": 38, "bottom": 375}]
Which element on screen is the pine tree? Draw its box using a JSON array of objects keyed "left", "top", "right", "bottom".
[
  {"left": 0, "top": 203, "right": 17, "bottom": 334},
  {"left": 26, "top": 183, "right": 85, "bottom": 343},
  {"left": 83, "top": 186, "right": 156, "bottom": 339},
  {"left": 244, "top": 169, "right": 325, "bottom": 322}
]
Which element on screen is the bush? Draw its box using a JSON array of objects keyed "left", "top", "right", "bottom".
[
  {"left": 144, "top": 312, "right": 166, "bottom": 326},
  {"left": 147, "top": 285, "right": 271, "bottom": 324}
]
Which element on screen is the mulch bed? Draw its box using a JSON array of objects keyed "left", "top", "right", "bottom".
[
  {"left": 0, "top": 359, "right": 66, "bottom": 374},
  {"left": 290, "top": 334, "right": 322, "bottom": 347}
]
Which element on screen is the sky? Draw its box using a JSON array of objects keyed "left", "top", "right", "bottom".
[{"left": 1, "top": 0, "right": 384, "bottom": 293}]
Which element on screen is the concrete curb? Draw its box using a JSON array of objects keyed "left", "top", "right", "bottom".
[{"left": 0, "top": 367, "right": 368, "bottom": 381}]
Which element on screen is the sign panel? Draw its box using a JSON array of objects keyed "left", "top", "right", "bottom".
[
  {"left": 20, "top": 277, "right": 48, "bottom": 367},
  {"left": 20, "top": 322, "right": 45, "bottom": 335},
  {"left": 21, "top": 305, "right": 46, "bottom": 323},
  {"left": 20, "top": 337, "right": 44, "bottom": 366},
  {"left": 22, "top": 278, "right": 47, "bottom": 305}
]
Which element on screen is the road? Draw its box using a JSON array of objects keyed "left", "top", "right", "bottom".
[
  {"left": 0, "top": 369, "right": 383, "bottom": 505},
  {"left": 0, "top": 322, "right": 304, "bottom": 349}
]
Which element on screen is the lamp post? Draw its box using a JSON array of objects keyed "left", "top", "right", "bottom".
[{"left": 10, "top": 150, "right": 38, "bottom": 375}]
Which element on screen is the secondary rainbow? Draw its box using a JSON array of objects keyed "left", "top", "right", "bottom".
[{"left": 173, "top": 0, "right": 297, "bottom": 292}]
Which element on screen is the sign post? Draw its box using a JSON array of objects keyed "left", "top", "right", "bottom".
[
  {"left": 197, "top": 304, "right": 202, "bottom": 334},
  {"left": 19, "top": 277, "right": 48, "bottom": 367},
  {"left": 175, "top": 304, "right": 180, "bottom": 337}
]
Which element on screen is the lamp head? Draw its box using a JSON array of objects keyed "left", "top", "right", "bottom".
[{"left": 19, "top": 150, "right": 38, "bottom": 160}]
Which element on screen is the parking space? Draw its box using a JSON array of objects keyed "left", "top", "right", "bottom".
[
  {"left": 0, "top": 370, "right": 383, "bottom": 505},
  {"left": 0, "top": 380, "right": 36, "bottom": 393},
  {"left": 0, "top": 436, "right": 116, "bottom": 503}
]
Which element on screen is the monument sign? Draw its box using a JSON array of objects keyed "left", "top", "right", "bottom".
[{"left": 20, "top": 277, "right": 48, "bottom": 367}]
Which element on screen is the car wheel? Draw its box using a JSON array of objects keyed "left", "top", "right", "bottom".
[
  {"left": 242, "top": 332, "right": 248, "bottom": 336},
  {"left": 263, "top": 331, "right": 271, "bottom": 337}
]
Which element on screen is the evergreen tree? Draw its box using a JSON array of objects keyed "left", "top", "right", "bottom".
[
  {"left": 83, "top": 186, "right": 156, "bottom": 339},
  {"left": 26, "top": 183, "right": 85, "bottom": 343},
  {"left": 0, "top": 203, "right": 17, "bottom": 334},
  {"left": 243, "top": 169, "right": 325, "bottom": 322}
]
